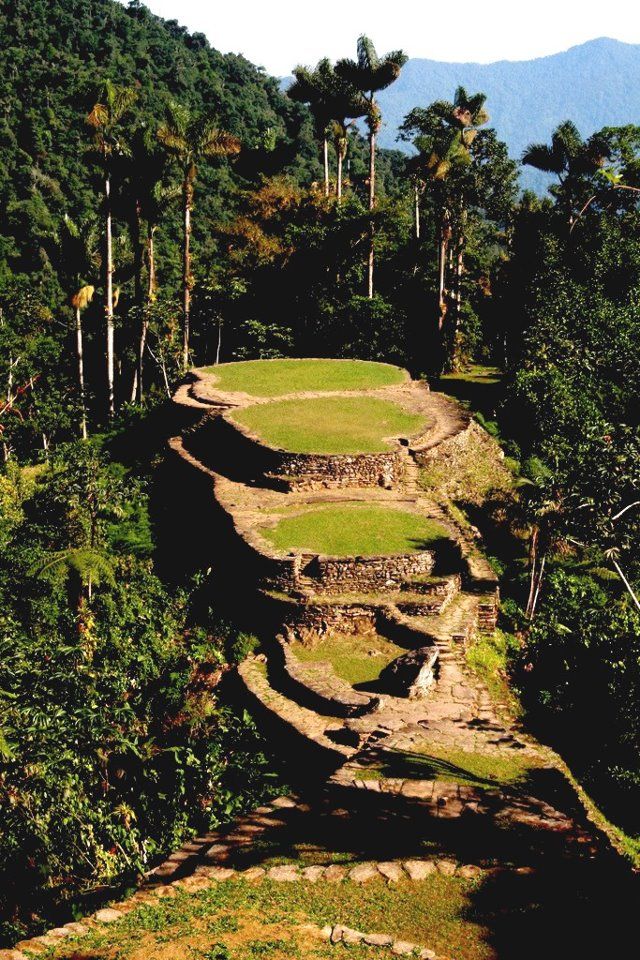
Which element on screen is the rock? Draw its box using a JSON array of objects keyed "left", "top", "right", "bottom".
[
  {"left": 379, "top": 647, "right": 438, "bottom": 698},
  {"left": 151, "top": 885, "right": 178, "bottom": 897},
  {"left": 324, "top": 864, "right": 347, "bottom": 882},
  {"left": 377, "top": 861, "right": 405, "bottom": 883},
  {"left": 64, "top": 923, "right": 90, "bottom": 935},
  {"left": 342, "top": 927, "right": 365, "bottom": 944},
  {"left": 349, "top": 862, "right": 379, "bottom": 883},
  {"left": 267, "top": 864, "right": 299, "bottom": 882},
  {"left": 401, "top": 781, "right": 433, "bottom": 800},
  {"left": 94, "top": 908, "right": 122, "bottom": 923},
  {"left": 418, "top": 949, "right": 437, "bottom": 959},
  {"left": 435, "top": 859, "right": 458, "bottom": 876},
  {"left": 241, "top": 866, "right": 266, "bottom": 881},
  {"left": 0, "top": 951, "right": 29, "bottom": 959},
  {"left": 403, "top": 859, "right": 436, "bottom": 880},
  {"left": 364, "top": 933, "right": 394, "bottom": 947},
  {"left": 458, "top": 864, "right": 483, "bottom": 879},
  {"left": 207, "top": 866, "right": 235, "bottom": 881},
  {"left": 392, "top": 941, "right": 418, "bottom": 955},
  {"left": 271, "top": 796, "right": 298, "bottom": 809},
  {"left": 319, "top": 925, "right": 333, "bottom": 940},
  {"left": 331, "top": 925, "right": 345, "bottom": 943},
  {"left": 301, "top": 865, "right": 326, "bottom": 882}
]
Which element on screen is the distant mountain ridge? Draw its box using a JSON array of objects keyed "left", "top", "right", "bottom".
[{"left": 374, "top": 38, "right": 640, "bottom": 191}]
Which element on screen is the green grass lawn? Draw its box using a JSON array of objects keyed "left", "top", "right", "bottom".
[
  {"left": 290, "top": 631, "right": 406, "bottom": 685},
  {"left": 232, "top": 396, "right": 426, "bottom": 454},
  {"left": 358, "top": 744, "right": 545, "bottom": 790},
  {"left": 40, "top": 876, "right": 493, "bottom": 960},
  {"left": 202, "top": 359, "right": 406, "bottom": 397},
  {"left": 261, "top": 505, "right": 450, "bottom": 557}
]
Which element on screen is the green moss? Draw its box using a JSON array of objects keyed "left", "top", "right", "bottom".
[
  {"left": 233, "top": 395, "right": 425, "bottom": 455},
  {"left": 291, "top": 632, "right": 406, "bottom": 685},
  {"left": 202, "top": 359, "right": 406, "bottom": 397},
  {"left": 261, "top": 505, "right": 450, "bottom": 557}
]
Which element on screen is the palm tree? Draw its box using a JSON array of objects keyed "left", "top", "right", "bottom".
[
  {"left": 158, "top": 103, "right": 240, "bottom": 370},
  {"left": 87, "top": 81, "right": 138, "bottom": 418},
  {"left": 124, "top": 129, "right": 178, "bottom": 402},
  {"left": 59, "top": 214, "right": 100, "bottom": 439},
  {"left": 522, "top": 121, "right": 609, "bottom": 225},
  {"left": 401, "top": 87, "right": 489, "bottom": 337},
  {"left": 287, "top": 59, "right": 335, "bottom": 197},
  {"left": 336, "top": 37, "right": 407, "bottom": 297}
]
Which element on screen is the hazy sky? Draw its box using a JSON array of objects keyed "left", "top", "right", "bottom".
[{"left": 122, "top": 0, "right": 640, "bottom": 74}]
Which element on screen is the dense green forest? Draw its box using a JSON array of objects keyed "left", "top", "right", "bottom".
[{"left": 2, "top": 0, "right": 640, "bottom": 945}]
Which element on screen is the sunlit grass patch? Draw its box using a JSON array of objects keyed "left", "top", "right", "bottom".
[
  {"left": 261, "top": 505, "right": 450, "bottom": 557},
  {"left": 203, "top": 359, "right": 406, "bottom": 397},
  {"left": 232, "top": 395, "right": 426, "bottom": 454}
]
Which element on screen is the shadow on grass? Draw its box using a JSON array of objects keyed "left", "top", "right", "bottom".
[
  {"left": 434, "top": 366, "right": 503, "bottom": 420},
  {"left": 465, "top": 858, "right": 636, "bottom": 958}
]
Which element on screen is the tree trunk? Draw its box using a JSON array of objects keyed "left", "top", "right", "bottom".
[
  {"left": 76, "top": 306, "right": 88, "bottom": 440},
  {"left": 135, "top": 226, "right": 156, "bottom": 404},
  {"left": 182, "top": 175, "right": 192, "bottom": 371},
  {"left": 337, "top": 150, "right": 343, "bottom": 201},
  {"left": 437, "top": 220, "right": 449, "bottom": 332},
  {"left": 367, "top": 130, "right": 376, "bottom": 300},
  {"left": 323, "top": 137, "right": 329, "bottom": 197},
  {"left": 105, "top": 171, "right": 115, "bottom": 417},
  {"left": 215, "top": 320, "right": 222, "bottom": 365},
  {"left": 414, "top": 183, "right": 420, "bottom": 240}
]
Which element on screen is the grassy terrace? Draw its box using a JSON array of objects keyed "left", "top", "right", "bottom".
[
  {"left": 40, "top": 876, "right": 494, "bottom": 960},
  {"left": 291, "top": 631, "right": 406, "bottom": 685},
  {"left": 202, "top": 358, "right": 406, "bottom": 397},
  {"left": 233, "top": 395, "right": 426, "bottom": 454},
  {"left": 261, "top": 505, "right": 450, "bottom": 557},
  {"left": 358, "top": 744, "right": 546, "bottom": 790}
]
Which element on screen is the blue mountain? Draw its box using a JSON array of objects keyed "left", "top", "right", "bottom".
[{"left": 374, "top": 38, "right": 640, "bottom": 192}]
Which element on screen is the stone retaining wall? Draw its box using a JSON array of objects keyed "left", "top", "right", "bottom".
[
  {"left": 184, "top": 410, "right": 407, "bottom": 491},
  {"left": 304, "top": 551, "right": 437, "bottom": 592}
]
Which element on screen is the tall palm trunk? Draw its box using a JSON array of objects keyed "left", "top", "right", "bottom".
[
  {"left": 323, "top": 137, "right": 330, "bottom": 197},
  {"left": 104, "top": 169, "right": 115, "bottom": 417},
  {"left": 182, "top": 173, "right": 193, "bottom": 371},
  {"left": 367, "top": 129, "right": 376, "bottom": 299},
  {"left": 75, "top": 306, "right": 87, "bottom": 440},
  {"left": 337, "top": 150, "right": 343, "bottom": 200},
  {"left": 130, "top": 200, "right": 144, "bottom": 404},
  {"left": 414, "top": 183, "right": 420, "bottom": 240},
  {"left": 136, "top": 225, "right": 156, "bottom": 404},
  {"left": 437, "top": 215, "right": 449, "bottom": 332}
]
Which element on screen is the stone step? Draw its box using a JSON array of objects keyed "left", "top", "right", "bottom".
[{"left": 237, "top": 657, "right": 357, "bottom": 773}]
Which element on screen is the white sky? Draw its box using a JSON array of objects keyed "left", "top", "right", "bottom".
[{"left": 122, "top": 0, "right": 640, "bottom": 74}]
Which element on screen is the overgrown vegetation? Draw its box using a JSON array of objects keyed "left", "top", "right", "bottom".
[{"left": 0, "top": 445, "right": 281, "bottom": 945}]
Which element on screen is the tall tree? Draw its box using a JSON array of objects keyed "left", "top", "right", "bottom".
[
  {"left": 87, "top": 81, "right": 138, "bottom": 418},
  {"left": 522, "top": 121, "right": 609, "bottom": 227},
  {"left": 287, "top": 59, "right": 336, "bottom": 197},
  {"left": 58, "top": 214, "right": 100, "bottom": 440},
  {"left": 336, "top": 36, "right": 407, "bottom": 297},
  {"left": 123, "top": 129, "right": 176, "bottom": 402},
  {"left": 158, "top": 103, "right": 240, "bottom": 370},
  {"left": 401, "top": 87, "right": 516, "bottom": 367}
]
